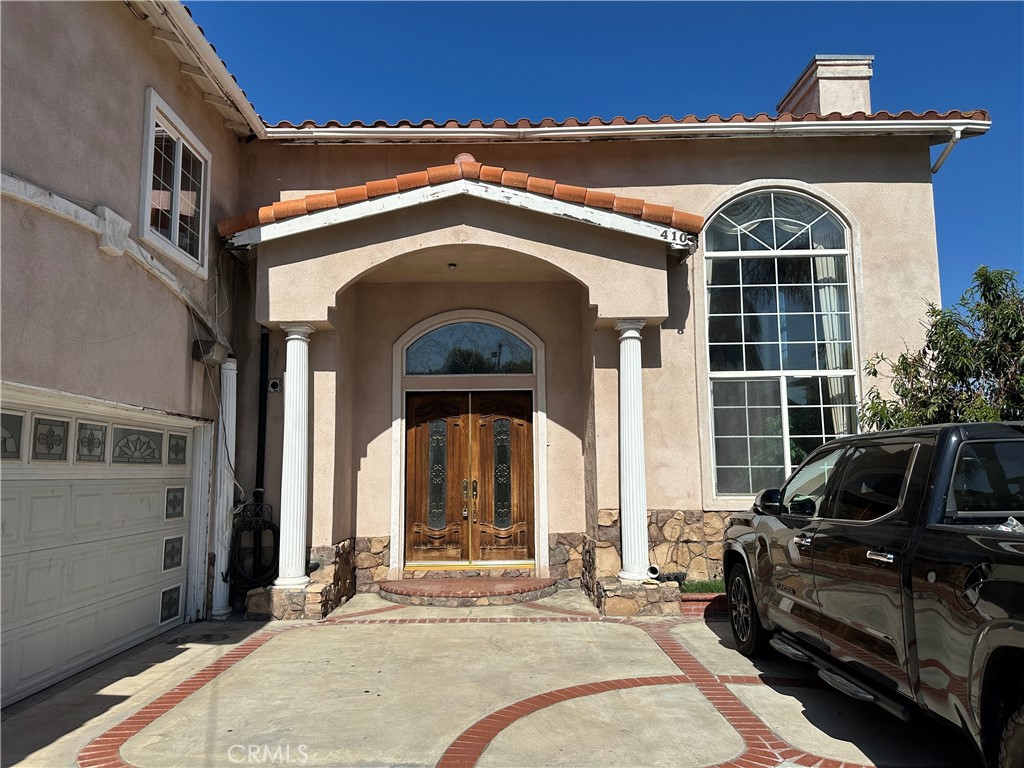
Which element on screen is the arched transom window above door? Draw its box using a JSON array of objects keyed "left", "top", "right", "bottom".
[
  {"left": 704, "top": 189, "right": 857, "bottom": 496},
  {"left": 405, "top": 322, "right": 533, "bottom": 375}
]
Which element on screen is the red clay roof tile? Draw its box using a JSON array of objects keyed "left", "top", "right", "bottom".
[
  {"left": 366, "top": 178, "right": 399, "bottom": 197},
  {"left": 265, "top": 109, "right": 989, "bottom": 131},
  {"left": 335, "top": 185, "right": 369, "bottom": 205},
  {"left": 216, "top": 157, "right": 705, "bottom": 238},
  {"left": 584, "top": 190, "right": 616, "bottom": 210},
  {"left": 427, "top": 164, "right": 462, "bottom": 184},
  {"left": 396, "top": 170, "right": 429, "bottom": 191},
  {"left": 525, "top": 176, "right": 557, "bottom": 196},
  {"left": 500, "top": 170, "right": 529, "bottom": 189},
  {"left": 479, "top": 165, "right": 504, "bottom": 183},
  {"left": 613, "top": 197, "right": 645, "bottom": 217},
  {"left": 304, "top": 191, "right": 339, "bottom": 213},
  {"left": 552, "top": 183, "right": 586, "bottom": 204}
]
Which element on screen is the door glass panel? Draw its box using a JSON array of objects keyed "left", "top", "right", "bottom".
[
  {"left": 427, "top": 419, "right": 447, "bottom": 530},
  {"left": 493, "top": 418, "right": 512, "bottom": 529},
  {"left": 406, "top": 322, "right": 532, "bottom": 375}
]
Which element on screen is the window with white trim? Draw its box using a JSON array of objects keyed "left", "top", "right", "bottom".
[
  {"left": 140, "top": 89, "right": 210, "bottom": 272},
  {"left": 705, "top": 190, "right": 857, "bottom": 495}
]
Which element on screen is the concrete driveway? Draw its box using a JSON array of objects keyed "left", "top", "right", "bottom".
[{"left": 1, "top": 591, "right": 981, "bottom": 768}]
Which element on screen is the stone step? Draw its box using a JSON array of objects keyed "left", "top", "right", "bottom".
[{"left": 378, "top": 577, "right": 558, "bottom": 607}]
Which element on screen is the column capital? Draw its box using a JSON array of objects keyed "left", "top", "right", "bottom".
[
  {"left": 614, "top": 319, "right": 646, "bottom": 336},
  {"left": 221, "top": 357, "right": 238, "bottom": 372},
  {"left": 281, "top": 323, "right": 315, "bottom": 339}
]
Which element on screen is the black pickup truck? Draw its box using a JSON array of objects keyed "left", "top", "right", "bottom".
[{"left": 724, "top": 422, "right": 1024, "bottom": 768}]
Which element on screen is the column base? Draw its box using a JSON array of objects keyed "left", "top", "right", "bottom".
[
  {"left": 210, "top": 605, "right": 233, "bottom": 620},
  {"left": 274, "top": 574, "right": 311, "bottom": 589},
  {"left": 617, "top": 568, "right": 651, "bottom": 582}
]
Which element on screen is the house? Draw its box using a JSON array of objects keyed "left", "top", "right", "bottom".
[{"left": 0, "top": 1, "right": 990, "bottom": 704}]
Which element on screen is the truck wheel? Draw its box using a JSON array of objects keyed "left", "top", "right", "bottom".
[
  {"left": 728, "top": 564, "right": 770, "bottom": 657},
  {"left": 999, "top": 705, "right": 1024, "bottom": 768}
]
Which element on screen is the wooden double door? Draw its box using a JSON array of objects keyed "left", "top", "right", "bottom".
[{"left": 405, "top": 391, "right": 534, "bottom": 564}]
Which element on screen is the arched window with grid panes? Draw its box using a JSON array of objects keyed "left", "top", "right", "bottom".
[{"left": 704, "top": 189, "right": 857, "bottom": 495}]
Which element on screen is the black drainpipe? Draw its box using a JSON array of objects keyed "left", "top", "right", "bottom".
[{"left": 252, "top": 327, "right": 270, "bottom": 575}]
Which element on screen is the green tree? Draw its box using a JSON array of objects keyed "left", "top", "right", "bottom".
[{"left": 860, "top": 266, "right": 1024, "bottom": 430}]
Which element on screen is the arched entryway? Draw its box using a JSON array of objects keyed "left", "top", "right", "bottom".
[{"left": 390, "top": 310, "right": 549, "bottom": 574}]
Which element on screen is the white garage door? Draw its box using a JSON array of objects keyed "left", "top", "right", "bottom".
[{"left": 1, "top": 390, "right": 209, "bottom": 705}]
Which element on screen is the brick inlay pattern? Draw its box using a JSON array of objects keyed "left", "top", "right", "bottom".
[
  {"left": 77, "top": 606, "right": 872, "bottom": 768},
  {"left": 75, "top": 628, "right": 299, "bottom": 768},
  {"left": 436, "top": 675, "right": 693, "bottom": 768},
  {"left": 625, "top": 621, "right": 873, "bottom": 768}
]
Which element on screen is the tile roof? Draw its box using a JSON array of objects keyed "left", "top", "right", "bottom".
[
  {"left": 263, "top": 109, "right": 989, "bottom": 131},
  {"left": 216, "top": 155, "right": 705, "bottom": 238}
]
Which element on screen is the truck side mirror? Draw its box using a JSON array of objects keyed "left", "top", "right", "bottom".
[{"left": 754, "top": 488, "right": 782, "bottom": 516}]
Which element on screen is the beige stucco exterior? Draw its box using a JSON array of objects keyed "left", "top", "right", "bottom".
[
  {"left": 2, "top": 0, "right": 970, "bottom": 623},
  {"left": 1, "top": 0, "right": 244, "bottom": 421},
  {"left": 242, "top": 134, "right": 941, "bottom": 555}
]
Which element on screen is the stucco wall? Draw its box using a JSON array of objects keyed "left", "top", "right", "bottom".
[
  {"left": 243, "top": 133, "right": 938, "bottom": 517},
  {"left": 292, "top": 280, "right": 590, "bottom": 544},
  {"left": 1, "top": 1, "right": 246, "bottom": 420}
]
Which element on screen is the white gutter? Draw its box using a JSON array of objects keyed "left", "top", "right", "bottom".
[
  {"left": 261, "top": 118, "right": 989, "bottom": 144},
  {"left": 930, "top": 128, "right": 962, "bottom": 174},
  {"left": 159, "top": 1, "right": 267, "bottom": 139}
]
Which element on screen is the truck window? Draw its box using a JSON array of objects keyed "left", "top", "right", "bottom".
[
  {"left": 782, "top": 446, "right": 844, "bottom": 517},
  {"left": 831, "top": 443, "right": 916, "bottom": 521},
  {"left": 947, "top": 439, "right": 1024, "bottom": 518}
]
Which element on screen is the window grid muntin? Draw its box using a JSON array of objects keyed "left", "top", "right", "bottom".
[
  {"left": 141, "top": 90, "right": 210, "bottom": 272},
  {"left": 706, "top": 190, "right": 856, "bottom": 497},
  {"left": 707, "top": 254, "right": 852, "bottom": 374},
  {"left": 148, "top": 116, "right": 204, "bottom": 262}
]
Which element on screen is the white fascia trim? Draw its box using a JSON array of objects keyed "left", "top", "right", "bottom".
[
  {"left": 160, "top": 1, "right": 267, "bottom": 139},
  {"left": 1, "top": 172, "right": 231, "bottom": 351},
  {"left": 230, "top": 179, "right": 695, "bottom": 248},
  {"left": 261, "top": 118, "right": 990, "bottom": 144}
]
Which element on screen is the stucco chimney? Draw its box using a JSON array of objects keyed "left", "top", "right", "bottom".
[{"left": 776, "top": 55, "right": 874, "bottom": 116}]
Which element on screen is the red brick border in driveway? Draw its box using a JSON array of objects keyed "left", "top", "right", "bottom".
[{"left": 77, "top": 604, "right": 875, "bottom": 768}]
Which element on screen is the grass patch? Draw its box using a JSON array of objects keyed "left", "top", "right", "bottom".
[{"left": 679, "top": 579, "right": 726, "bottom": 594}]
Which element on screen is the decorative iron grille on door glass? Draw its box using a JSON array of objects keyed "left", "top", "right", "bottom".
[{"left": 705, "top": 190, "right": 857, "bottom": 495}]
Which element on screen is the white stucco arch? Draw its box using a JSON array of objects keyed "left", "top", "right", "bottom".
[{"left": 388, "top": 309, "right": 550, "bottom": 576}]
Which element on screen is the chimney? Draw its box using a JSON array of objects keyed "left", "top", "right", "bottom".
[{"left": 776, "top": 55, "right": 874, "bottom": 116}]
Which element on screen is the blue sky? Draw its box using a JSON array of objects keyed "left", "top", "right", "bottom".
[{"left": 188, "top": 1, "right": 1023, "bottom": 307}]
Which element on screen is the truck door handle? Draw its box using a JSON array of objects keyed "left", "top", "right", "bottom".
[
  {"left": 794, "top": 534, "right": 814, "bottom": 547},
  {"left": 866, "top": 550, "right": 895, "bottom": 564}
]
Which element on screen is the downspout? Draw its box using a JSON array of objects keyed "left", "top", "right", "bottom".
[
  {"left": 254, "top": 327, "right": 270, "bottom": 499},
  {"left": 931, "top": 128, "right": 962, "bottom": 174},
  {"left": 251, "top": 328, "right": 271, "bottom": 578}
]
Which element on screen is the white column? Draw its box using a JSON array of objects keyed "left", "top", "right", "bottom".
[
  {"left": 615, "top": 319, "right": 651, "bottom": 582},
  {"left": 276, "top": 323, "right": 314, "bottom": 588},
  {"left": 211, "top": 358, "right": 237, "bottom": 618}
]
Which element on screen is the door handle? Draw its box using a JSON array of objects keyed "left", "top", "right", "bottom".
[
  {"left": 463, "top": 479, "right": 468, "bottom": 501},
  {"left": 471, "top": 479, "right": 478, "bottom": 523},
  {"left": 866, "top": 550, "right": 895, "bottom": 564},
  {"left": 794, "top": 534, "right": 814, "bottom": 547},
  {"left": 472, "top": 479, "right": 478, "bottom": 500}
]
